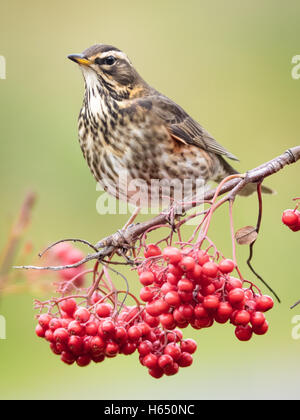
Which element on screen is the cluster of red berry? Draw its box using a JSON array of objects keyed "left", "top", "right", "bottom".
[
  {"left": 282, "top": 208, "right": 300, "bottom": 232},
  {"left": 35, "top": 295, "right": 196, "bottom": 377},
  {"left": 139, "top": 245, "right": 273, "bottom": 342},
  {"left": 35, "top": 241, "right": 274, "bottom": 378}
]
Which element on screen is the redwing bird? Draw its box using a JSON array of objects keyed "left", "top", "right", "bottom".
[{"left": 68, "top": 44, "right": 272, "bottom": 209}]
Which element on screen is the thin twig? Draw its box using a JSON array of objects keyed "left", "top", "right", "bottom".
[{"left": 247, "top": 183, "right": 281, "bottom": 303}]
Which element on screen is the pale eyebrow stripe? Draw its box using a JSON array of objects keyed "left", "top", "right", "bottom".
[{"left": 100, "top": 50, "right": 131, "bottom": 64}]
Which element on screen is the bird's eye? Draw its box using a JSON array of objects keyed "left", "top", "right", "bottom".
[{"left": 103, "top": 56, "right": 116, "bottom": 66}]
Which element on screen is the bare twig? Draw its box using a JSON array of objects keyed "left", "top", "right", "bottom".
[
  {"left": 0, "top": 191, "right": 36, "bottom": 290},
  {"left": 247, "top": 184, "right": 281, "bottom": 303}
]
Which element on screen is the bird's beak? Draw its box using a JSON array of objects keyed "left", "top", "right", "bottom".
[{"left": 68, "top": 54, "right": 91, "bottom": 66}]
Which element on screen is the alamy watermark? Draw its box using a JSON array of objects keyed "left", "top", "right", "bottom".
[
  {"left": 0, "top": 315, "right": 6, "bottom": 339},
  {"left": 96, "top": 172, "right": 206, "bottom": 225},
  {"left": 291, "top": 315, "right": 300, "bottom": 340},
  {"left": 291, "top": 55, "right": 300, "bottom": 80},
  {"left": 0, "top": 55, "right": 6, "bottom": 79}
]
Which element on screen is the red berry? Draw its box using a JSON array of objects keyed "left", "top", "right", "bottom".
[
  {"left": 177, "top": 279, "right": 194, "bottom": 293},
  {"left": 64, "top": 248, "right": 84, "bottom": 265},
  {"left": 217, "top": 302, "right": 233, "bottom": 318},
  {"left": 115, "top": 326, "right": 127, "bottom": 342},
  {"left": 49, "top": 318, "right": 62, "bottom": 331},
  {"left": 235, "top": 325, "right": 253, "bottom": 341},
  {"left": 162, "top": 247, "right": 182, "bottom": 264},
  {"left": 38, "top": 314, "right": 52, "bottom": 329},
  {"left": 178, "top": 304, "right": 194, "bottom": 320},
  {"left": 164, "top": 343, "right": 181, "bottom": 361},
  {"left": 106, "top": 341, "right": 119, "bottom": 357},
  {"left": 127, "top": 326, "right": 142, "bottom": 341},
  {"left": 92, "top": 353, "right": 105, "bottom": 363},
  {"left": 290, "top": 221, "right": 300, "bottom": 232},
  {"left": 178, "top": 352, "right": 193, "bottom": 367},
  {"left": 282, "top": 209, "right": 299, "bottom": 227},
  {"left": 68, "top": 335, "right": 83, "bottom": 355},
  {"left": 138, "top": 340, "right": 153, "bottom": 356},
  {"left": 228, "top": 288, "right": 245, "bottom": 305},
  {"left": 194, "top": 304, "right": 209, "bottom": 319},
  {"left": 35, "top": 324, "right": 46, "bottom": 338},
  {"left": 219, "top": 259, "right": 235, "bottom": 274},
  {"left": 45, "top": 329, "right": 54, "bottom": 342},
  {"left": 160, "top": 313, "right": 176, "bottom": 329},
  {"left": 165, "top": 291, "right": 181, "bottom": 307},
  {"left": 53, "top": 328, "right": 69, "bottom": 344},
  {"left": 166, "top": 272, "right": 179, "bottom": 286},
  {"left": 148, "top": 367, "right": 164, "bottom": 379},
  {"left": 158, "top": 354, "right": 174, "bottom": 369},
  {"left": 143, "top": 353, "right": 158, "bottom": 369},
  {"left": 60, "top": 299, "right": 77, "bottom": 316},
  {"left": 74, "top": 308, "right": 90, "bottom": 323},
  {"left": 96, "top": 303, "right": 112, "bottom": 318},
  {"left": 101, "top": 320, "right": 116, "bottom": 336},
  {"left": 144, "top": 244, "right": 161, "bottom": 258},
  {"left": 255, "top": 295, "right": 274, "bottom": 312},
  {"left": 168, "top": 264, "right": 183, "bottom": 280},
  {"left": 91, "top": 291, "right": 102, "bottom": 304},
  {"left": 178, "top": 290, "right": 193, "bottom": 303},
  {"left": 61, "top": 351, "right": 76, "bottom": 365},
  {"left": 146, "top": 299, "right": 170, "bottom": 317},
  {"left": 56, "top": 342, "right": 68, "bottom": 353},
  {"left": 180, "top": 339, "right": 197, "bottom": 354},
  {"left": 68, "top": 321, "right": 85, "bottom": 336},
  {"left": 76, "top": 355, "right": 91, "bottom": 367},
  {"left": 202, "top": 283, "right": 216, "bottom": 296},
  {"left": 225, "top": 277, "right": 243, "bottom": 292},
  {"left": 250, "top": 311, "right": 266, "bottom": 327},
  {"left": 50, "top": 342, "right": 62, "bottom": 355},
  {"left": 164, "top": 362, "right": 179, "bottom": 376},
  {"left": 188, "top": 264, "right": 202, "bottom": 281},
  {"left": 121, "top": 342, "right": 136, "bottom": 355},
  {"left": 179, "top": 256, "right": 195, "bottom": 272},
  {"left": 139, "top": 286, "right": 155, "bottom": 302},
  {"left": 203, "top": 295, "right": 219, "bottom": 310},
  {"left": 139, "top": 271, "right": 155, "bottom": 286},
  {"left": 252, "top": 320, "right": 269, "bottom": 335},
  {"left": 90, "top": 336, "right": 105, "bottom": 354},
  {"left": 85, "top": 321, "right": 99, "bottom": 336},
  {"left": 54, "top": 242, "right": 72, "bottom": 260},
  {"left": 197, "top": 250, "right": 210, "bottom": 266},
  {"left": 202, "top": 262, "right": 219, "bottom": 278},
  {"left": 233, "top": 310, "right": 251, "bottom": 326},
  {"left": 142, "top": 312, "right": 160, "bottom": 328}
]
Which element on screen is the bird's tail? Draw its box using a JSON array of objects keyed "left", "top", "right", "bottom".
[{"left": 219, "top": 158, "right": 275, "bottom": 197}]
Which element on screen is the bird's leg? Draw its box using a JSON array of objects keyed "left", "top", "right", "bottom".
[
  {"left": 117, "top": 206, "right": 141, "bottom": 258},
  {"left": 95, "top": 207, "right": 141, "bottom": 251},
  {"left": 164, "top": 206, "right": 179, "bottom": 232}
]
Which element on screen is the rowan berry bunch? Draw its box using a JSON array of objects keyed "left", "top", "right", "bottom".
[
  {"left": 282, "top": 199, "right": 300, "bottom": 232},
  {"left": 29, "top": 172, "right": 281, "bottom": 379},
  {"left": 138, "top": 244, "right": 273, "bottom": 342},
  {"left": 35, "top": 271, "right": 197, "bottom": 377}
]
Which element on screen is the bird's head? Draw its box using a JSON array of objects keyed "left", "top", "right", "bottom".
[{"left": 68, "top": 44, "right": 147, "bottom": 100}]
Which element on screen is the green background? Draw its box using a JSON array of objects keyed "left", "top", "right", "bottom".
[{"left": 0, "top": 0, "right": 300, "bottom": 400}]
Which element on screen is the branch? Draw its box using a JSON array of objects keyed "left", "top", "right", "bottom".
[
  {"left": 14, "top": 146, "right": 300, "bottom": 271},
  {"left": 95, "top": 146, "right": 300, "bottom": 253}
]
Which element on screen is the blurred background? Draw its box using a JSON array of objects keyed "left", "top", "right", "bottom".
[{"left": 0, "top": 0, "right": 300, "bottom": 400}]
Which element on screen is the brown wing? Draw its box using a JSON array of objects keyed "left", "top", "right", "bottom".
[{"left": 136, "top": 94, "right": 239, "bottom": 161}]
